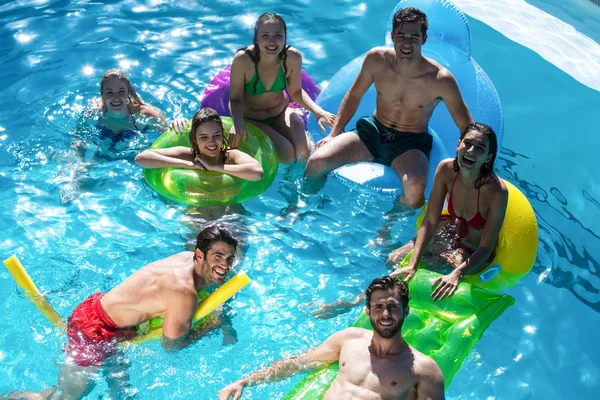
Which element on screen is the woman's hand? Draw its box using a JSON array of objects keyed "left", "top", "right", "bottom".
[
  {"left": 315, "top": 111, "right": 336, "bottom": 133},
  {"left": 431, "top": 270, "right": 462, "bottom": 301},
  {"left": 228, "top": 125, "right": 248, "bottom": 149},
  {"left": 194, "top": 155, "right": 217, "bottom": 171},
  {"left": 389, "top": 264, "right": 417, "bottom": 282},
  {"left": 169, "top": 118, "right": 189, "bottom": 134}
]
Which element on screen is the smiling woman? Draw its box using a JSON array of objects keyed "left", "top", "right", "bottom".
[
  {"left": 81, "top": 68, "right": 168, "bottom": 135},
  {"left": 137, "top": 110, "right": 277, "bottom": 206},
  {"left": 228, "top": 12, "right": 336, "bottom": 163},
  {"left": 388, "top": 122, "right": 508, "bottom": 298}
]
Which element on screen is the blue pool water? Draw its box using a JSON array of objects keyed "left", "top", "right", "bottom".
[{"left": 1, "top": 0, "right": 599, "bottom": 399}]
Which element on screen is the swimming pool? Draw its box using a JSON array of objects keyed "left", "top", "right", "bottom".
[{"left": 1, "top": 0, "right": 599, "bottom": 398}]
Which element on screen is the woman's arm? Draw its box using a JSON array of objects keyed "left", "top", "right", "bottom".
[
  {"left": 197, "top": 150, "right": 264, "bottom": 181},
  {"left": 134, "top": 147, "right": 198, "bottom": 169},
  {"left": 431, "top": 178, "right": 508, "bottom": 301},
  {"left": 392, "top": 162, "right": 450, "bottom": 280},
  {"left": 229, "top": 52, "right": 249, "bottom": 148},
  {"left": 139, "top": 105, "right": 171, "bottom": 132},
  {"left": 285, "top": 49, "right": 335, "bottom": 132}
]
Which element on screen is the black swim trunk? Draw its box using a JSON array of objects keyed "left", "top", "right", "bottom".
[{"left": 352, "top": 116, "right": 433, "bottom": 166}]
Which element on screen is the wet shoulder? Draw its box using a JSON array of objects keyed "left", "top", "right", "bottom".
[
  {"left": 483, "top": 174, "right": 509, "bottom": 199},
  {"left": 410, "top": 346, "right": 443, "bottom": 380},
  {"left": 285, "top": 46, "right": 301, "bottom": 60},
  {"left": 435, "top": 158, "right": 456, "bottom": 179},
  {"left": 233, "top": 46, "right": 254, "bottom": 64},
  {"left": 139, "top": 104, "right": 163, "bottom": 119}
]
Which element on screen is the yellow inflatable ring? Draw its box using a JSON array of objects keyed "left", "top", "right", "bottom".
[{"left": 416, "top": 179, "right": 538, "bottom": 291}]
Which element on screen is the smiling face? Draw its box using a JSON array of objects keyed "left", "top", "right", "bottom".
[
  {"left": 456, "top": 129, "right": 493, "bottom": 171},
  {"left": 101, "top": 77, "right": 129, "bottom": 115},
  {"left": 195, "top": 241, "right": 235, "bottom": 285},
  {"left": 256, "top": 19, "right": 285, "bottom": 56},
  {"left": 392, "top": 22, "right": 426, "bottom": 61},
  {"left": 194, "top": 120, "right": 224, "bottom": 159},
  {"left": 366, "top": 288, "right": 407, "bottom": 339}
]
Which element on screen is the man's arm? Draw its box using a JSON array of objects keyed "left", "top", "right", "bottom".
[
  {"left": 438, "top": 70, "right": 473, "bottom": 134},
  {"left": 326, "top": 48, "right": 379, "bottom": 139},
  {"left": 415, "top": 356, "right": 445, "bottom": 400},
  {"left": 218, "top": 329, "right": 350, "bottom": 399},
  {"left": 161, "top": 288, "right": 198, "bottom": 352}
]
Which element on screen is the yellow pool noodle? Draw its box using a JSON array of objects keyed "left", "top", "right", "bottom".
[
  {"left": 192, "top": 270, "right": 251, "bottom": 321},
  {"left": 128, "top": 270, "right": 251, "bottom": 344},
  {"left": 3, "top": 255, "right": 66, "bottom": 330}
]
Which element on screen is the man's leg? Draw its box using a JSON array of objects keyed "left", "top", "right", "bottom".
[
  {"left": 55, "top": 363, "right": 99, "bottom": 400},
  {"left": 304, "top": 132, "right": 373, "bottom": 193},
  {"left": 390, "top": 149, "right": 430, "bottom": 208}
]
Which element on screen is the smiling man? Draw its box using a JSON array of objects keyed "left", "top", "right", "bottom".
[
  {"left": 305, "top": 7, "right": 473, "bottom": 208},
  {"left": 219, "top": 276, "right": 445, "bottom": 400},
  {"left": 9, "top": 224, "right": 238, "bottom": 400}
]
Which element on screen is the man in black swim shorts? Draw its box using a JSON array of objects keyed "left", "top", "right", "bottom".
[{"left": 305, "top": 7, "right": 473, "bottom": 207}]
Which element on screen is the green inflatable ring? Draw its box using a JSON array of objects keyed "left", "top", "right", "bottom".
[
  {"left": 143, "top": 117, "right": 278, "bottom": 206},
  {"left": 283, "top": 254, "right": 515, "bottom": 399}
]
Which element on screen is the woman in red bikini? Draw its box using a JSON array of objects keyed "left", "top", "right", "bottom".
[{"left": 387, "top": 122, "right": 508, "bottom": 301}]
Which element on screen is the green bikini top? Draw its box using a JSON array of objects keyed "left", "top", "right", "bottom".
[{"left": 242, "top": 49, "right": 287, "bottom": 96}]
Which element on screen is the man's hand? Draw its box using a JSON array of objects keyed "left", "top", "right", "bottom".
[
  {"left": 315, "top": 134, "right": 334, "bottom": 149},
  {"left": 218, "top": 379, "right": 247, "bottom": 400}
]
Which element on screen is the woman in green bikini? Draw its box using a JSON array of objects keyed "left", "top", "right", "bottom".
[{"left": 229, "top": 12, "right": 336, "bottom": 163}]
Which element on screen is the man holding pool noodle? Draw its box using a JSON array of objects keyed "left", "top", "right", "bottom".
[
  {"left": 7, "top": 225, "right": 240, "bottom": 400},
  {"left": 219, "top": 276, "right": 444, "bottom": 400},
  {"left": 305, "top": 7, "right": 473, "bottom": 208}
]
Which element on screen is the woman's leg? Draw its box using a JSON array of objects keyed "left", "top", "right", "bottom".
[
  {"left": 272, "top": 108, "right": 312, "bottom": 163},
  {"left": 246, "top": 119, "right": 296, "bottom": 164}
]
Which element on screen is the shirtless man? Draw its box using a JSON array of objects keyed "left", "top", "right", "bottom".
[
  {"left": 9, "top": 225, "right": 238, "bottom": 400},
  {"left": 305, "top": 7, "right": 473, "bottom": 207},
  {"left": 218, "top": 276, "right": 444, "bottom": 400}
]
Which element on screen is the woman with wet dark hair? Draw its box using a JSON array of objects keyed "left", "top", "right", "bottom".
[
  {"left": 387, "top": 122, "right": 508, "bottom": 300},
  {"left": 229, "top": 12, "right": 336, "bottom": 163}
]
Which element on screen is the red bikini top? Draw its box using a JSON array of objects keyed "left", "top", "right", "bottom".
[{"left": 447, "top": 173, "right": 487, "bottom": 238}]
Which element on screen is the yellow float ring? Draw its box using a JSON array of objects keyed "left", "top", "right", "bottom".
[{"left": 416, "top": 179, "right": 538, "bottom": 291}]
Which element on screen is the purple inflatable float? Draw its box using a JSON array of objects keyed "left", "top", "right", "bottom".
[{"left": 200, "top": 65, "right": 321, "bottom": 128}]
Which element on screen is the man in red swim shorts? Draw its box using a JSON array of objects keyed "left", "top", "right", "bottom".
[{"left": 8, "top": 224, "right": 238, "bottom": 400}]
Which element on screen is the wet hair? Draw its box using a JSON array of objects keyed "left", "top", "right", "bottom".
[
  {"left": 365, "top": 276, "right": 409, "bottom": 310},
  {"left": 99, "top": 68, "right": 144, "bottom": 108},
  {"left": 453, "top": 122, "right": 498, "bottom": 189},
  {"left": 195, "top": 225, "right": 238, "bottom": 259},
  {"left": 238, "top": 12, "right": 291, "bottom": 94},
  {"left": 392, "top": 7, "right": 428, "bottom": 39},
  {"left": 189, "top": 108, "right": 228, "bottom": 160}
]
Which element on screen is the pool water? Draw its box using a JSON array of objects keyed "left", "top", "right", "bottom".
[{"left": 1, "top": 0, "right": 599, "bottom": 399}]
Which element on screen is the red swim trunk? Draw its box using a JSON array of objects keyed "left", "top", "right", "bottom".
[{"left": 65, "top": 292, "right": 134, "bottom": 367}]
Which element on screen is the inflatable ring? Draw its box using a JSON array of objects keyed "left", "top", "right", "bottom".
[
  {"left": 308, "top": 0, "right": 503, "bottom": 196},
  {"left": 416, "top": 179, "right": 538, "bottom": 291},
  {"left": 284, "top": 268, "right": 515, "bottom": 398},
  {"left": 200, "top": 65, "right": 321, "bottom": 128},
  {"left": 143, "top": 117, "right": 278, "bottom": 206}
]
